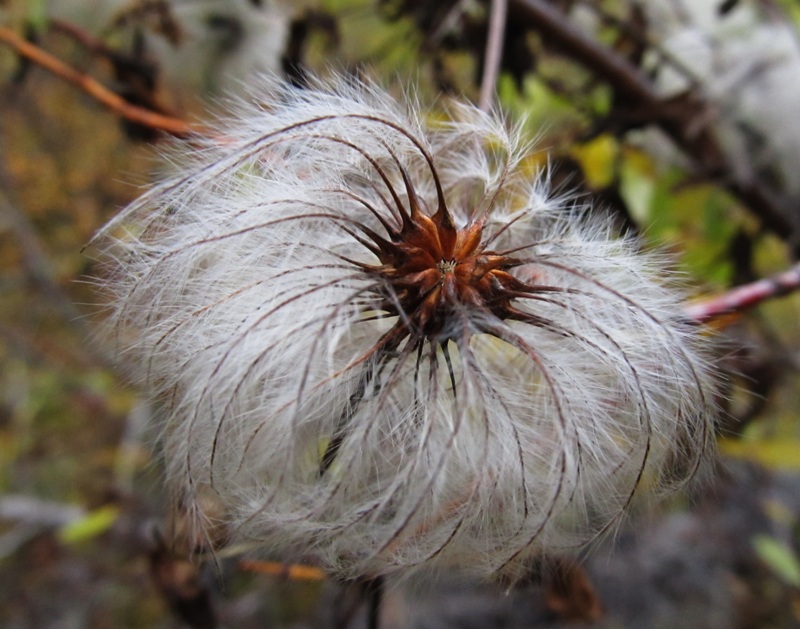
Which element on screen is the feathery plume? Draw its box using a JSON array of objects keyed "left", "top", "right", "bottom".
[{"left": 92, "top": 76, "right": 716, "bottom": 582}]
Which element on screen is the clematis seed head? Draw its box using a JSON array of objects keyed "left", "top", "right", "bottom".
[{"left": 92, "top": 75, "right": 717, "bottom": 583}]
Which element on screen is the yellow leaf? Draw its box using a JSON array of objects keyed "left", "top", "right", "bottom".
[
  {"left": 571, "top": 134, "right": 618, "bottom": 189},
  {"left": 720, "top": 438, "right": 800, "bottom": 471}
]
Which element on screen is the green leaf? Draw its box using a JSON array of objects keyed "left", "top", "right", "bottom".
[
  {"left": 57, "top": 505, "right": 119, "bottom": 545},
  {"left": 752, "top": 535, "right": 800, "bottom": 587},
  {"left": 619, "top": 150, "right": 655, "bottom": 224},
  {"left": 25, "top": 0, "right": 48, "bottom": 34}
]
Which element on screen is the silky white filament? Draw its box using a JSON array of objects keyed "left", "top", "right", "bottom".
[{"left": 92, "top": 76, "right": 716, "bottom": 582}]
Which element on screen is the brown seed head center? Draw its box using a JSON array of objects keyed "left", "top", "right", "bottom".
[{"left": 368, "top": 196, "right": 528, "bottom": 342}]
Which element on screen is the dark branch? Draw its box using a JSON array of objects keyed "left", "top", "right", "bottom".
[{"left": 510, "top": 0, "right": 798, "bottom": 244}]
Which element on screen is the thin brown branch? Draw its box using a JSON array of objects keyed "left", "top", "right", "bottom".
[
  {"left": 0, "top": 24, "right": 202, "bottom": 138},
  {"left": 238, "top": 559, "right": 326, "bottom": 581},
  {"left": 50, "top": 19, "right": 118, "bottom": 57},
  {"left": 685, "top": 263, "right": 800, "bottom": 324},
  {"left": 511, "top": 0, "right": 659, "bottom": 103},
  {"left": 510, "top": 0, "right": 798, "bottom": 244},
  {"left": 479, "top": 0, "right": 508, "bottom": 112}
]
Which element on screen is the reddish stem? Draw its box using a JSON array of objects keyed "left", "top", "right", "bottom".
[
  {"left": 0, "top": 24, "right": 202, "bottom": 138},
  {"left": 685, "top": 263, "right": 800, "bottom": 324}
]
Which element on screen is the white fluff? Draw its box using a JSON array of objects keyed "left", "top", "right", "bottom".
[
  {"left": 638, "top": 0, "right": 800, "bottom": 196},
  {"left": 92, "top": 76, "right": 716, "bottom": 582},
  {"left": 142, "top": 0, "right": 291, "bottom": 102}
]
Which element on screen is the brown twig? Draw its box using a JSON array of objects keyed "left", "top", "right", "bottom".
[
  {"left": 0, "top": 24, "right": 201, "bottom": 138},
  {"left": 479, "top": 0, "right": 508, "bottom": 112},
  {"left": 238, "top": 558, "right": 326, "bottom": 581},
  {"left": 50, "top": 19, "right": 118, "bottom": 57},
  {"left": 512, "top": 0, "right": 659, "bottom": 103},
  {"left": 510, "top": 0, "right": 798, "bottom": 244},
  {"left": 685, "top": 263, "right": 800, "bottom": 324}
]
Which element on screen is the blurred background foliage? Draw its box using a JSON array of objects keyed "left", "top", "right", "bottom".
[{"left": 0, "top": 0, "right": 799, "bottom": 627}]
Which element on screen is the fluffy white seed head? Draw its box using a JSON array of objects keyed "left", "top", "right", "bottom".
[{"left": 92, "top": 76, "right": 716, "bottom": 582}]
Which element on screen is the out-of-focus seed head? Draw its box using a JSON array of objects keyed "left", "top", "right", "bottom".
[{"left": 92, "top": 76, "right": 716, "bottom": 583}]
